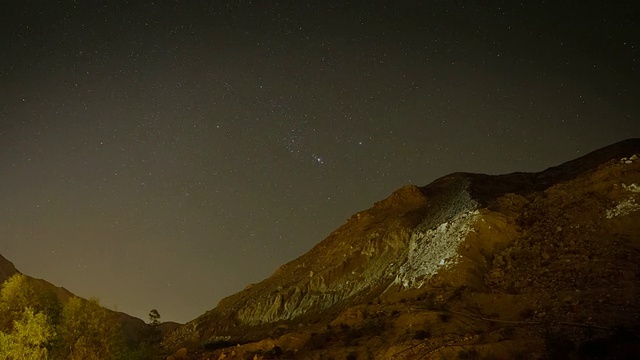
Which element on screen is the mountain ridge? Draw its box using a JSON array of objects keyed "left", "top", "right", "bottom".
[
  {"left": 0, "top": 253, "right": 18, "bottom": 284},
  {"left": 164, "top": 139, "right": 640, "bottom": 359}
]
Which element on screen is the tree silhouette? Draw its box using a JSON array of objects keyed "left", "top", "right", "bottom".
[{"left": 148, "top": 309, "right": 161, "bottom": 327}]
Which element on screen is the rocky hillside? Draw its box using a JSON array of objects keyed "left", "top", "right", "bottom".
[{"left": 165, "top": 139, "right": 640, "bottom": 360}]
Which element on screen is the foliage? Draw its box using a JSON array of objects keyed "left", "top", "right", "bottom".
[
  {"left": 518, "top": 308, "right": 535, "bottom": 320},
  {"left": 304, "top": 331, "right": 332, "bottom": 350},
  {"left": 0, "top": 307, "right": 56, "bottom": 360},
  {"left": 0, "top": 275, "right": 158, "bottom": 360},
  {"left": 245, "top": 345, "right": 297, "bottom": 360},
  {"left": 412, "top": 329, "right": 431, "bottom": 340},
  {"left": 304, "top": 317, "right": 388, "bottom": 350},
  {"left": 127, "top": 309, "right": 163, "bottom": 359},
  {"left": 0, "top": 274, "right": 61, "bottom": 333},
  {"left": 438, "top": 313, "right": 452, "bottom": 323},
  {"left": 54, "top": 297, "right": 125, "bottom": 360},
  {"left": 148, "top": 309, "right": 161, "bottom": 327},
  {"left": 202, "top": 339, "right": 234, "bottom": 351},
  {"left": 119, "top": 342, "right": 156, "bottom": 360},
  {"left": 544, "top": 331, "right": 576, "bottom": 359},
  {"left": 456, "top": 348, "right": 480, "bottom": 359}
]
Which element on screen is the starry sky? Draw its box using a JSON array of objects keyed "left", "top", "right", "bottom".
[{"left": 1, "top": 1, "right": 638, "bottom": 323}]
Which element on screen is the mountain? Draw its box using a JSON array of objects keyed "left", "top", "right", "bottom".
[
  {"left": 166, "top": 139, "right": 640, "bottom": 359},
  {"left": 0, "top": 253, "right": 18, "bottom": 284}
]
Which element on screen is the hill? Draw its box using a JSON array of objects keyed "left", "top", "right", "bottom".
[
  {"left": 0, "top": 254, "right": 18, "bottom": 284},
  {"left": 0, "top": 253, "right": 149, "bottom": 346},
  {"left": 164, "top": 139, "right": 640, "bottom": 359}
]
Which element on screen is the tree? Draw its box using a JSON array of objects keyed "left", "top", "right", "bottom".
[
  {"left": 143, "top": 308, "right": 162, "bottom": 349},
  {"left": 148, "top": 309, "right": 161, "bottom": 327},
  {"left": 0, "top": 307, "right": 55, "bottom": 360},
  {"left": 0, "top": 275, "right": 137, "bottom": 359},
  {"left": 55, "top": 297, "right": 124, "bottom": 360},
  {"left": 0, "top": 274, "right": 61, "bottom": 333},
  {"left": 0, "top": 332, "right": 8, "bottom": 358}
]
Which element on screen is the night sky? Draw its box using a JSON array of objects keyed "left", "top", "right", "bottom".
[{"left": 1, "top": 1, "right": 638, "bottom": 323}]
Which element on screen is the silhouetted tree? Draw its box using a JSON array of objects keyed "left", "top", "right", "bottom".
[{"left": 148, "top": 309, "right": 161, "bottom": 327}]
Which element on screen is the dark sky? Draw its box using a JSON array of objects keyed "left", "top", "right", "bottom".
[{"left": 1, "top": 1, "right": 638, "bottom": 323}]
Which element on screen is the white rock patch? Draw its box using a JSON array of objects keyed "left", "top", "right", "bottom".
[
  {"left": 621, "top": 154, "right": 639, "bottom": 164},
  {"left": 394, "top": 208, "right": 480, "bottom": 288},
  {"left": 607, "top": 182, "right": 640, "bottom": 218},
  {"left": 606, "top": 198, "right": 640, "bottom": 219}
]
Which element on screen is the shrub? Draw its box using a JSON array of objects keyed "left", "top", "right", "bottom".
[
  {"left": 518, "top": 308, "right": 535, "bottom": 320},
  {"left": 305, "top": 331, "right": 332, "bottom": 350},
  {"left": 456, "top": 348, "right": 480, "bottom": 359},
  {"left": 500, "top": 326, "right": 516, "bottom": 339},
  {"left": 203, "top": 339, "right": 234, "bottom": 350},
  {"left": 56, "top": 297, "right": 125, "bottom": 360},
  {"left": 305, "top": 317, "right": 389, "bottom": 350},
  {"left": 412, "top": 329, "right": 431, "bottom": 340},
  {"left": 545, "top": 332, "right": 576, "bottom": 358},
  {"left": 438, "top": 313, "right": 452, "bottom": 323},
  {"left": 448, "top": 286, "right": 467, "bottom": 301}
]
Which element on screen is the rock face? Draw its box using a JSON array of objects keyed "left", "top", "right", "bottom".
[{"left": 166, "top": 139, "right": 640, "bottom": 359}]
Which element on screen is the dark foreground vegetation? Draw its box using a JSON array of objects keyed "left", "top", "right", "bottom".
[{"left": 0, "top": 274, "right": 160, "bottom": 359}]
